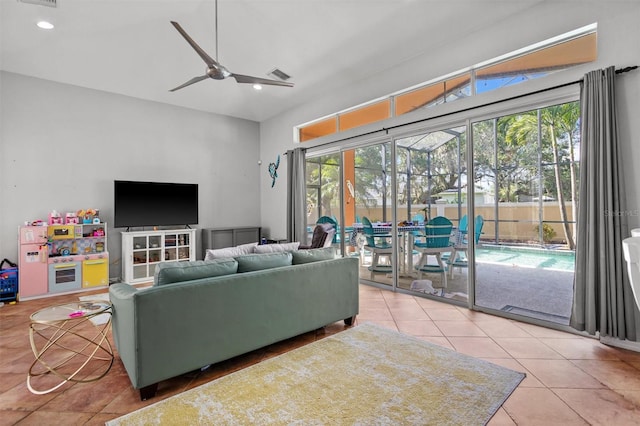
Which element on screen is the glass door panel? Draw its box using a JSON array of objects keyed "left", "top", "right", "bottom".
[
  {"left": 350, "top": 142, "right": 393, "bottom": 288},
  {"left": 472, "top": 102, "right": 579, "bottom": 325},
  {"left": 396, "top": 125, "right": 467, "bottom": 296},
  {"left": 305, "top": 153, "right": 342, "bottom": 252}
]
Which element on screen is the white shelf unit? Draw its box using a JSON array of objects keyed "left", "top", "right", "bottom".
[{"left": 121, "top": 228, "right": 196, "bottom": 284}]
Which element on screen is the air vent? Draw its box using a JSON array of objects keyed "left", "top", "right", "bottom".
[
  {"left": 18, "top": 0, "right": 57, "bottom": 7},
  {"left": 267, "top": 68, "right": 292, "bottom": 81}
]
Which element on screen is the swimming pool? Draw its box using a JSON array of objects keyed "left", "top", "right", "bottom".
[{"left": 475, "top": 245, "right": 575, "bottom": 272}]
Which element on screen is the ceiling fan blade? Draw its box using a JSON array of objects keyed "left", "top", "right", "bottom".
[
  {"left": 231, "top": 73, "right": 294, "bottom": 87},
  {"left": 169, "top": 75, "right": 209, "bottom": 92},
  {"left": 170, "top": 21, "right": 219, "bottom": 68}
]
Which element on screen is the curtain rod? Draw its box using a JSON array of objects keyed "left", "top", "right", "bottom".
[{"left": 296, "top": 65, "right": 638, "bottom": 151}]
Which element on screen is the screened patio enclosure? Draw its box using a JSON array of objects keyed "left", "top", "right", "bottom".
[{"left": 305, "top": 99, "right": 579, "bottom": 326}]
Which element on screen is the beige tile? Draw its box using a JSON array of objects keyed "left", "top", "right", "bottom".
[
  {"left": 415, "top": 296, "right": 458, "bottom": 310},
  {"left": 518, "top": 359, "right": 605, "bottom": 389},
  {"left": 487, "top": 407, "right": 517, "bottom": 425},
  {"left": 434, "top": 320, "right": 487, "bottom": 337},
  {"left": 448, "top": 337, "right": 511, "bottom": 358},
  {"left": 414, "top": 336, "right": 455, "bottom": 350},
  {"left": 425, "top": 308, "right": 468, "bottom": 321},
  {"left": 358, "top": 297, "right": 389, "bottom": 309},
  {"left": 356, "top": 319, "right": 398, "bottom": 331},
  {"left": 553, "top": 388, "right": 640, "bottom": 425},
  {"left": 540, "top": 337, "right": 622, "bottom": 360},
  {"left": 502, "top": 388, "right": 588, "bottom": 425},
  {"left": 357, "top": 307, "right": 394, "bottom": 321},
  {"left": 514, "top": 322, "right": 581, "bottom": 338},
  {"left": 570, "top": 359, "right": 640, "bottom": 390},
  {"left": 617, "top": 389, "right": 640, "bottom": 407},
  {"left": 396, "top": 320, "right": 443, "bottom": 337},
  {"left": 613, "top": 347, "right": 640, "bottom": 363},
  {"left": 9, "top": 411, "right": 94, "bottom": 426},
  {"left": 389, "top": 306, "right": 431, "bottom": 321},
  {"left": 475, "top": 319, "right": 535, "bottom": 338},
  {"left": 0, "top": 410, "right": 31, "bottom": 425},
  {"left": 482, "top": 357, "right": 545, "bottom": 388},
  {"left": 494, "top": 337, "right": 564, "bottom": 359}
]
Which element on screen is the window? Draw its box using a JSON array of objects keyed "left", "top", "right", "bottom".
[{"left": 297, "top": 25, "right": 596, "bottom": 143}]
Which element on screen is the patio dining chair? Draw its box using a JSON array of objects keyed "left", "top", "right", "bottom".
[
  {"left": 299, "top": 223, "right": 335, "bottom": 249},
  {"left": 317, "top": 216, "right": 340, "bottom": 244},
  {"left": 413, "top": 216, "right": 453, "bottom": 288},
  {"left": 448, "top": 215, "right": 484, "bottom": 278},
  {"left": 361, "top": 216, "right": 395, "bottom": 280}
]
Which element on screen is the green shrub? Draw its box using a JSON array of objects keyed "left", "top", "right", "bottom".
[{"left": 534, "top": 223, "right": 556, "bottom": 243}]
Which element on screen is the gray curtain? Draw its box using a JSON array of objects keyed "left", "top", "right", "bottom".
[
  {"left": 570, "top": 66, "right": 638, "bottom": 341},
  {"left": 286, "top": 148, "right": 308, "bottom": 244}
]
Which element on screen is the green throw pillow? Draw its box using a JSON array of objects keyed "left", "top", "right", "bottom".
[
  {"left": 291, "top": 247, "right": 337, "bottom": 264},
  {"left": 235, "top": 252, "right": 293, "bottom": 273},
  {"left": 154, "top": 258, "right": 238, "bottom": 286}
]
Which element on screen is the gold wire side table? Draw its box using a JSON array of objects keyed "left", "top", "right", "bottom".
[{"left": 27, "top": 300, "right": 114, "bottom": 394}]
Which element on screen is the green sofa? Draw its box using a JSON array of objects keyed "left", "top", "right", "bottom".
[{"left": 109, "top": 248, "right": 359, "bottom": 400}]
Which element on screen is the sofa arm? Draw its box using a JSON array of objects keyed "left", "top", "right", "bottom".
[{"left": 109, "top": 283, "right": 140, "bottom": 385}]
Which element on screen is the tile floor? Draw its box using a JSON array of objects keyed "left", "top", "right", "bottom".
[{"left": 1, "top": 285, "right": 640, "bottom": 425}]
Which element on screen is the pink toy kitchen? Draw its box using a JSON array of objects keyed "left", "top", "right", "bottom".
[{"left": 18, "top": 209, "right": 109, "bottom": 299}]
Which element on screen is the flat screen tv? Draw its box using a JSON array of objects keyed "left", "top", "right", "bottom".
[{"left": 114, "top": 180, "right": 199, "bottom": 228}]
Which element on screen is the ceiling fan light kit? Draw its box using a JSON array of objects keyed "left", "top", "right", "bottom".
[{"left": 169, "top": 0, "right": 293, "bottom": 92}]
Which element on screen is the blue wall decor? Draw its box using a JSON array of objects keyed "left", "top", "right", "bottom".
[{"left": 268, "top": 155, "right": 280, "bottom": 188}]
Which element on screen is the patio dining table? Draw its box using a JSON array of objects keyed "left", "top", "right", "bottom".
[{"left": 351, "top": 222, "right": 429, "bottom": 275}]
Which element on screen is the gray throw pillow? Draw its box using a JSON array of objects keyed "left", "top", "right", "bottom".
[
  {"left": 154, "top": 258, "right": 238, "bottom": 286},
  {"left": 235, "top": 252, "right": 293, "bottom": 273},
  {"left": 291, "top": 247, "right": 337, "bottom": 264}
]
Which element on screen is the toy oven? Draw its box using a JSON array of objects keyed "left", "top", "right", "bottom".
[{"left": 48, "top": 261, "right": 81, "bottom": 293}]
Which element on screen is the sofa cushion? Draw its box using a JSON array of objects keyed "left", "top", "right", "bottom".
[
  {"left": 204, "top": 242, "right": 258, "bottom": 260},
  {"left": 292, "top": 247, "right": 337, "bottom": 264},
  {"left": 235, "top": 252, "right": 293, "bottom": 273},
  {"left": 154, "top": 258, "right": 238, "bottom": 286},
  {"left": 253, "top": 242, "right": 300, "bottom": 254}
]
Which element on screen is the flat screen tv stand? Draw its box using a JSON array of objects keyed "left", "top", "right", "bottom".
[{"left": 121, "top": 228, "right": 196, "bottom": 284}]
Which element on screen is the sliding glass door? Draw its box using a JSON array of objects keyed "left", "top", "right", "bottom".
[
  {"left": 472, "top": 101, "right": 579, "bottom": 324},
  {"left": 304, "top": 98, "right": 578, "bottom": 327}
]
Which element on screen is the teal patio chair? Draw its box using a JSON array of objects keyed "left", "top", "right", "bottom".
[
  {"left": 317, "top": 216, "right": 340, "bottom": 244},
  {"left": 413, "top": 216, "right": 453, "bottom": 288},
  {"left": 361, "top": 216, "right": 395, "bottom": 280},
  {"left": 448, "top": 215, "right": 484, "bottom": 278}
]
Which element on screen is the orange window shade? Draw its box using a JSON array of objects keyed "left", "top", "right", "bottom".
[
  {"left": 339, "top": 100, "right": 391, "bottom": 131},
  {"left": 299, "top": 117, "right": 338, "bottom": 142},
  {"left": 477, "top": 33, "right": 597, "bottom": 79},
  {"left": 395, "top": 82, "right": 445, "bottom": 116},
  {"left": 444, "top": 73, "right": 471, "bottom": 97}
]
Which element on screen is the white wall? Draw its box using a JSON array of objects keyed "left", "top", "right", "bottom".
[
  {"left": 259, "top": 1, "right": 640, "bottom": 240},
  {"left": 0, "top": 72, "right": 261, "bottom": 279}
]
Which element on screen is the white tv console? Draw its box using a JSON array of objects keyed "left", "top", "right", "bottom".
[{"left": 121, "top": 228, "right": 196, "bottom": 284}]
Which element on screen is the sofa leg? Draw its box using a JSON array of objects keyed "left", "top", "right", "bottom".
[
  {"left": 344, "top": 315, "right": 356, "bottom": 326},
  {"left": 140, "top": 383, "right": 158, "bottom": 401}
]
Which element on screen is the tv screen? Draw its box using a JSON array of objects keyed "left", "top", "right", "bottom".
[{"left": 114, "top": 180, "right": 199, "bottom": 228}]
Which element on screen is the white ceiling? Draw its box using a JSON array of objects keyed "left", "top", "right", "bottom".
[{"left": 0, "top": 0, "right": 543, "bottom": 122}]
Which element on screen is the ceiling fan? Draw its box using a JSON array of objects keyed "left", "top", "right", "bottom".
[{"left": 169, "top": 0, "right": 293, "bottom": 92}]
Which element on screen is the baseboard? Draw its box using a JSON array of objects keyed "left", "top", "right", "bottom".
[{"left": 600, "top": 336, "right": 640, "bottom": 352}]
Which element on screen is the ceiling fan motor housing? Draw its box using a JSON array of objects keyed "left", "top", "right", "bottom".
[{"left": 206, "top": 65, "right": 231, "bottom": 80}]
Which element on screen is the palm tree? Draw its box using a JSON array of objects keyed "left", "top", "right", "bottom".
[{"left": 502, "top": 103, "right": 580, "bottom": 249}]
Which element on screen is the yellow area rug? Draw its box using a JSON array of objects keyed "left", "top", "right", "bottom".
[{"left": 107, "top": 323, "right": 524, "bottom": 425}]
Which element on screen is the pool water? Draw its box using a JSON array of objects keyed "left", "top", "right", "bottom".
[{"left": 475, "top": 246, "right": 575, "bottom": 272}]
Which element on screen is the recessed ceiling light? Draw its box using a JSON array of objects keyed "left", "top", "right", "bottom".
[
  {"left": 253, "top": 84, "right": 263, "bottom": 91},
  {"left": 36, "top": 21, "right": 54, "bottom": 30}
]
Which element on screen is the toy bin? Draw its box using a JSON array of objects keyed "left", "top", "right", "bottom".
[{"left": 0, "top": 259, "right": 18, "bottom": 303}]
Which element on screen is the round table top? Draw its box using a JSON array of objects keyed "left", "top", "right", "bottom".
[{"left": 30, "top": 301, "right": 111, "bottom": 323}]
